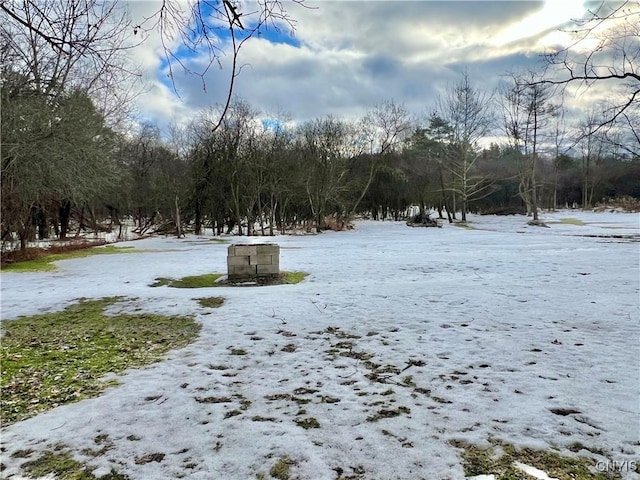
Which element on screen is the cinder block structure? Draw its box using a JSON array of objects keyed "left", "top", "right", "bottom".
[{"left": 227, "top": 243, "right": 280, "bottom": 281}]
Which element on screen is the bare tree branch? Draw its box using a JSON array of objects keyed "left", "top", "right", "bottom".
[
  {"left": 535, "top": 0, "right": 639, "bottom": 152},
  {"left": 132, "top": 0, "right": 307, "bottom": 132}
]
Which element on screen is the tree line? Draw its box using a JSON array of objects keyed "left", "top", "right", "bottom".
[
  {"left": 3, "top": 82, "right": 638, "bottom": 251},
  {"left": 2, "top": 1, "right": 639, "bottom": 251}
]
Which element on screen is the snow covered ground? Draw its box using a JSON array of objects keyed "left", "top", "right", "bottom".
[{"left": 1, "top": 210, "right": 639, "bottom": 479}]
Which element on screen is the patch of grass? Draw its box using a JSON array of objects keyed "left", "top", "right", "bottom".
[
  {"left": 224, "top": 409, "right": 243, "bottom": 419},
  {"left": 566, "top": 442, "right": 607, "bottom": 457},
  {"left": 22, "top": 450, "right": 94, "bottom": 479},
  {"left": 451, "top": 439, "right": 620, "bottom": 479},
  {"left": 21, "top": 449, "right": 129, "bottom": 479},
  {"left": 150, "top": 273, "right": 224, "bottom": 288},
  {"left": 366, "top": 406, "right": 411, "bottom": 422},
  {"left": 1, "top": 297, "right": 200, "bottom": 425},
  {"left": 430, "top": 395, "right": 452, "bottom": 404},
  {"left": 402, "top": 375, "right": 416, "bottom": 387},
  {"left": 195, "top": 296, "right": 225, "bottom": 308},
  {"left": 230, "top": 348, "right": 248, "bottom": 356},
  {"left": 265, "top": 393, "right": 291, "bottom": 401},
  {"left": 195, "top": 396, "right": 232, "bottom": 404},
  {"left": 2, "top": 245, "right": 139, "bottom": 273},
  {"left": 171, "top": 273, "right": 224, "bottom": 288},
  {"left": 151, "top": 271, "right": 309, "bottom": 288},
  {"left": 293, "top": 387, "right": 318, "bottom": 395},
  {"left": 252, "top": 415, "right": 277, "bottom": 422},
  {"left": 340, "top": 349, "right": 373, "bottom": 360},
  {"left": 281, "top": 271, "right": 309, "bottom": 284},
  {"left": 150, "top": 277, "right": 172, "bottom": 287},
  {"left": 559, "top": 217, "right": 586, "bottom": 226},
  {"left": 320, "top": 395, "right": 340, "bottom": 403},
  {"left": 453, "top": 222, "right": 475, "bottom": 230},
  {"left": 295, "top": 417, "right": 320, "bottom": 429},
  {"left": 208, "top": 364, "right": 229, "bottom": 370},
  {"left": 11, "top": 449, "right": 34, "bottom": 458},
  {"left": 134, "top": 453, "right": 165, "bottom": 465},
  {"left": 270, "top": 456, "right": 296, "bottom": 480}
]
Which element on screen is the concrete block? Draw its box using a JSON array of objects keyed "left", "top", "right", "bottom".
[
  {"left": 249, "top": 254, "right": 274, "bottom": 265},
  {"left": 257, "top": 244, "right": 280, "bottom": 255},
  {"left": 228, "top": 243, "right": 280, "bottom": 279},
  {"left": 257, "top": 264, "right": 279, "bottom": 275},
  {"left": 234, "top": 245, "right": 257, "bottom": 256},
  {"left": 227, "top": 255, "right": 250, "bottom": 266},
  {"left": 230, "top": 265, "right": 257, "bottom": 276}
]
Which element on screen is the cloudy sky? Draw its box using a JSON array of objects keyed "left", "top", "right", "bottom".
[{"left": 124, "top": 0, "right": 602, "bottom": 133}]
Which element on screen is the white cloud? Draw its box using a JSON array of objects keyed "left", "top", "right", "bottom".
[
  {"left": 490, "top": 0, "right": 586, "bottom": 47},
  {"left": 121, "top": 0, "right": 630, "bottom": 136}
]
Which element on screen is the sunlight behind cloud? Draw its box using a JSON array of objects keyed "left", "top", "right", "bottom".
[{"left": 490, "top": 0, "right": 586, "bottom": 47}]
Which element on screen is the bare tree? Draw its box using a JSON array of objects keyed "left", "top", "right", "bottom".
[
  {"left": 499, "top": 72, "right": 556, "bottom": 224},
  {"left": 298, "top": 116, "right": 351, "bottom": 232},
  {"left": 2, "top": 0, "right": 305, "bottom": 132},
  {"left": 549, "top": 103, "right": 570, "bottom": 211},
  {"left": 132, "top": 0, "right": 304, "bottom": 132},
  {"left": 352, "top": 100, "right": 412, "bottom": 214},
  {"left": 437, "top": 71, "right": 495, "bottom": 222},
  {"left": 1, "top": 0, "right": 141, "bottom": 128},
  {"left": 577, "top": 110, "right": 608, "bottom": 209},
  {"left": 538, "top": 0, "right": 639, "bottom": 151}
]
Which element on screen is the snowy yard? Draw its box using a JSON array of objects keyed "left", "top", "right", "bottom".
[{"left": 1, "top": 211, "right": 639, "bottom": 479}]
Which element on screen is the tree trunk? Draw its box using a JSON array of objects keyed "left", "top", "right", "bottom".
[
  {"left": 59, "top": 200, "right": 72, "bottom": 239},
  {"left": 36, "top": 207, "right": 48, "bottom": 239},
  {"left": 530, "top": 155, "right": 539, "bottom": 221},
  {"left": 194, "top": 201, "right": 202, "bottom": 236},
  {"left": 351, "top": 157, "right": 378, "bottom": 215},
  {"left": 75, "top": 205, "right": 85, "bottom": 237},
  {"left": 269, "top": 195, "right": 276, "bottom": 236},
  {"left": 175, "top": 195, "right": 182, "bottom": 238},
  {"left": 552, "top": 167, "right": 559, "bottom": 212},
  {"left": 438, "top": 163, "right": 453, "bottom": 223},
  {"left": 461, "top": 156, "right": 468, "bottom": 222},
  {"left": 582, "top": 155, "right": 590, "bottom": 209}
]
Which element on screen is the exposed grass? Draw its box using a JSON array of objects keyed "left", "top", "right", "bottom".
[
  {"left": 559, "top": 217, "right": 587, "bottom": 226},
  {"left": 252, "top": 415, "right": 277, "bottom": 422},
  {"left": 451, "top": 439, "right": 620, "bottom": 480},
  {"left": 269, "top": 456, "right": 296, "bottom": 480},
  {"left": 366, "top": 406, "right": 411, "bottom": 422},
  {"left": 1, "top": 297, "right": 200, "bottom": 425},
  {"left": 149, "top": 273, "right": 223, "bottom": 288},
  {"left": 149, "top": 277, "right": 172, "bottom": 287},
  {"left": 150, "top": 271, "right": 308, "bottom": 288},
  {"left": 281, "top": 271, "right": 309, "bottom": 284},
  {"left": 294, "top": 417, "right": 320, "bottom": 429},
  {"left": 195, "top": 296, "right": 225, "bottom": 308},
  {"left": 2, "top": 245, "right": 139, "bottom": 273},
  {"left": 224, "top": 409, "right": 243, "bottom": 419},
  {"left": 21, "top": 448, "right": 129, "bottom": 479},
  {"left": 453, "top": 222, "right": 475, "bottom": 230}
]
